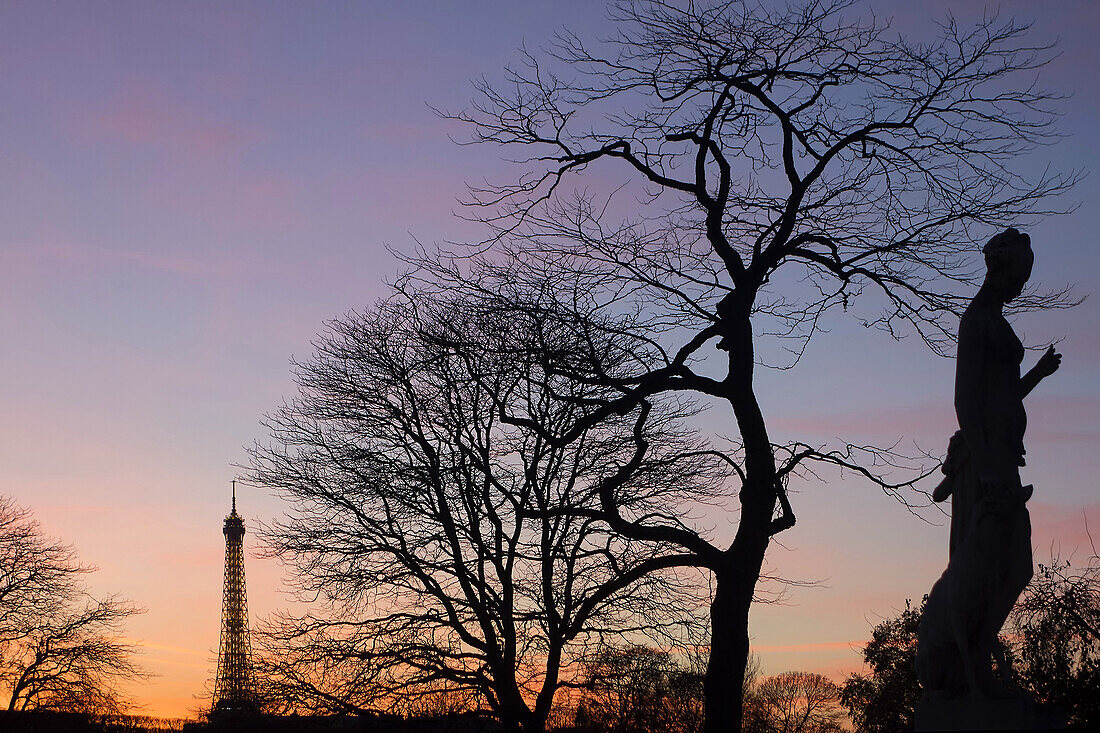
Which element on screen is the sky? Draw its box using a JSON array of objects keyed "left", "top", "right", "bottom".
[{"left": 1, "top": 0, "right": 1098, "bottom": 719}]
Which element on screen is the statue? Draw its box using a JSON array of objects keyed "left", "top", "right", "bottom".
[{"left": 915, "top": 228, "right": 1064, "bottom": 729}]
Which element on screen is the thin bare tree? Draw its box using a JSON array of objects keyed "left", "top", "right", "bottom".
[
  {"left": 575, "top": 643, "right": 706, "bottom": 733},
  {"left": 753, "top": 671, "right": 845, "bottom": 733},
  {"left": 0, "top": 497, "right": 146, "bottom": 716},
  {"left": 249, "top": 293, "right": 726, "bottom": 733}
]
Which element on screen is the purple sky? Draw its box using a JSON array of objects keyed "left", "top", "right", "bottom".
[{"left": 2, "top": 0, "right": 1098, "bottom": 717}]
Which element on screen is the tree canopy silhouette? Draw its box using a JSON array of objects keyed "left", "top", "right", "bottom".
[
  {"left": 249, "top": 293, "right": 727, "bottom": 733},
  {"left": 840, "top": 598, "right": 922, "bottom": 732}
]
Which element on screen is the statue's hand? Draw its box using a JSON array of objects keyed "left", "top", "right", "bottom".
[{"left": 1036, "top": 345, "right": 1062, "bottom": 379}]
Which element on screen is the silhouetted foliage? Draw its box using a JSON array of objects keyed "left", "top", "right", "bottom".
[
  {"left": 843, "top": 550, "right": 1100, "bottom": 730},
  {"left": 1010, "top": 548, "right": 1100, "bottom": 727},
  {"left": 249, "top": 293, "right": 725, "bottom": 733},
  {"left": 419, "top": 0, "right": 1076, "bottom": 729},
  {"left": 0, "top": 497, "right": 146, "bottom": 715},
  {"left": 840, "top": 599, "right": 922, "bottom": 732}
]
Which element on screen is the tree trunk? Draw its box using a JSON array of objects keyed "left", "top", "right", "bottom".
[
  {"left": 704, "top": 566, "right": 742, "bottom": 732},
  {"left": 497, "top": 696, "right": 545, "bottom": 733},
  {"left": 704, "top": 541, "right": 767, "bottom": 733},
  {"left": 519, "top": 718, "right": 545, "bottom": 733},
  {"left": 704, "top": 307, "right": 777, "bottom": 733}
]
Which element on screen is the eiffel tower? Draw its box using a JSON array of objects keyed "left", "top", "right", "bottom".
[{"left": 212, "top": 481, "right": 257, "bottom": 713}]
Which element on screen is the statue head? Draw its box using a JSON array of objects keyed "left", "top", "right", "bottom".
[{"left": 983, "top": 228, "right": 1033, "bottom": 303}]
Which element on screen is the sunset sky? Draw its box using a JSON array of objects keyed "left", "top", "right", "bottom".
[{"left": 2, "top": 0, "right": 1098, "bottom": 719}]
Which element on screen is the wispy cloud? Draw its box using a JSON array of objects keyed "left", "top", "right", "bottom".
[
  {"left": 126, "top": 638, "right": 207, "bottom": 658},
  {"left": 752, "top": 640, "right": 867, "bottom": 653},
  {"left": 1030, "top": 501, "right": 1100, "bottom": 557},
  {"left": 770, "top": 394, "right": 1100, "bottom": 446},
  {"left": 1, "top": 241, "right": 240, "bottom": 280},
  {"left": 769, "top": 402, "right": 955, "bottom": 443},
  {"left": 96, "top": 90, "right": 254, "bottom": 158},
  {"left": 1026, "top": 396, "right": 1100, "bottom": 443}
]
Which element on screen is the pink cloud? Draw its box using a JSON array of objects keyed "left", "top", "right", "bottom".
[
  {"left": 1066, "top": 329, "right": 1100, "bottom": 367},
  {"left": 752, "top": 640, "right": 867, "bottom": 654},
  {"left": 769, "top": 402, "right": 955, "bottom": 442},
  {"left": 135, "top": 167, "right": 303, "bottom": 232},
  {"left": 1030, "top": 501, "right": 1100, "bottom": 559},
  {"left": 752, "top": 644, "right": 866, "bottom": 683},
  {"left": 227, "top": 174, "right": 301, "bottom": 229},
  {"left": 770, "top": 394, "right": 1100, "bottom": 446},
  {"left": 1026, "top": 395, "right": 1100, "bottom": 443},
  {"left": 358, "top": 120, "right": 441, "bottom": 144},
  {"left": 2, "top": 240, "right": 242, "bottom": 280},
  {"left": 96, "top": 91, "right": 253, "bottom": 157}
]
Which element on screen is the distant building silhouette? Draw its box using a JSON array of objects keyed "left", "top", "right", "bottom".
[{"left": 212, "top": 481, "right": 257, "bottom": 713}]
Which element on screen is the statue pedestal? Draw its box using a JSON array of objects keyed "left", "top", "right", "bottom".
[{"left": 915, "top": 692, "right": 1064, "bottom": 731}]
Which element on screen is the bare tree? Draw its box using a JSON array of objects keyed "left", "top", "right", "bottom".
[
  {"left": 249, "top": 293, "right": 726, "bottom": 733},
  {"left": 753, "top": 672, "right": 845, "bottom": 733},
  {"left": 250, "top": 616, "right": 391, "bottom": 717},
  {"left": 575, "top": 644, "right": 705, "bottom": 733},
  {"left": 411, "top": 1, "right": 1079, "bottom": 729},
  {"left": 0, "top": 497, "right": 146, "bottom": 715}
]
